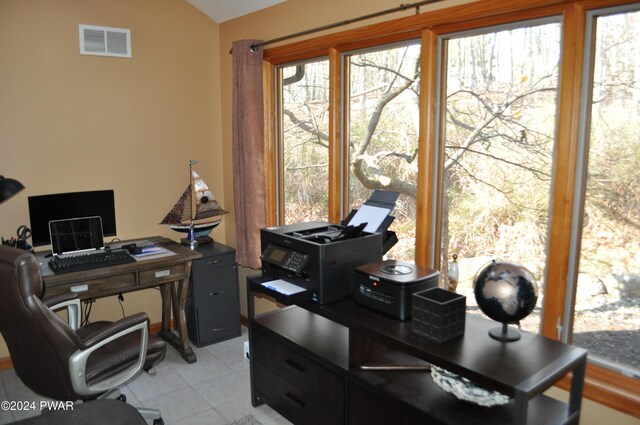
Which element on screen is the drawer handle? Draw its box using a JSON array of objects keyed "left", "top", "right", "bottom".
[
  {"left": 213, "top": 326, "right": 226, "bottom": 332},
  {"left": 70, "top": 284, "right": 88, "bottom": 293},
  {"left": 155, "top": 269, "right": 171, "bottom": 278},
  {"left": 284, "top": 393, "right": 305, "bottom": 409},
  {"left": 209, "top": 291, "right": 225, "bottom": 296},
  {"left": 208, "top": 260, "right": 223, "bottom": 265},
  {"left": 284, "top": 359, "right": 305, "bottom": 374}
]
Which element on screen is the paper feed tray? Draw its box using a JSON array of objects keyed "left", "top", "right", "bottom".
[{"left": 248, "top": 275, "right": 312, "bottom": 306}]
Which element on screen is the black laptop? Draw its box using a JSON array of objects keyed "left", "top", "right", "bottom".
[{"left": 49, "top": 216, "right": 105, "bottom": 256}]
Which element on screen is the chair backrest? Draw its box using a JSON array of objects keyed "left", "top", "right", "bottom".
[{"left": 0, "top": 246, "right": 82, "bottom": 400}]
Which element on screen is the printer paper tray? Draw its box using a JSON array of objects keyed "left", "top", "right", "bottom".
[{"left": 248, "top": 275, "right": 312, "bottom": 306}]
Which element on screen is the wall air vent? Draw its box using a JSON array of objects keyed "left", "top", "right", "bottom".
[{"left": 79, "top": 24, "right": 131, "bottom": 58}]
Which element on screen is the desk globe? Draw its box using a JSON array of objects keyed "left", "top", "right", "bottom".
[{"left": 473, "top": 260, "right": 538, "bottom": 342}]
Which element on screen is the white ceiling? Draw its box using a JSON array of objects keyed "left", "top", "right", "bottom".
[{"left": 186, "top": 0, "right": 286, "bottom": 23}]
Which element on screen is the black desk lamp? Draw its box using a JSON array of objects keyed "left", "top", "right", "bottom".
[{"left": 0, "top": 175, "right": 25, "bottom": 204}]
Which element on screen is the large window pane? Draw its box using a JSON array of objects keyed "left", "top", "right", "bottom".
[
  {"left": 279, "top": 60, "right": 330, "bottom": 224},
  {"left": 573, "top": 10, "right": 640, "bottom": 372},
  {"left": 440, "top": 23, "right": 561, "bottom": 334},
  {"left": 347, "top": 43, "right": 421, "bottom": 261}
]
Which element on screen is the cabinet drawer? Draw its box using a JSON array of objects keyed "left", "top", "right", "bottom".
[
  {"left": 254, "top": 361, "right": 342, "bottom": 425},
  {"left": 192, "top": 266, "right": 238, "bottom": 308},
  {"left": 193, "top": 253, "right": 235, "bottom": 274},
  {"left": 253, "top": 330, "right": 344, "bottom": 414},
  {"left": 191, "top": 303, "right": 240, "bottom": 346}
]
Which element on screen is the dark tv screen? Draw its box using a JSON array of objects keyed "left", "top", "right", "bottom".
[{"left": 28, "top": 190, "right": 117, "bottom": 247}]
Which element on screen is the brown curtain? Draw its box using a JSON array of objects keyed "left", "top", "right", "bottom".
[{"left": 232, "top": 40, "right": 266, "bottom": 269}]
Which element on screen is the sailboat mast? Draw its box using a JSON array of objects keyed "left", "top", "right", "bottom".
[{"left": 189, "top": 159, "right": 197, "bottom": 222}]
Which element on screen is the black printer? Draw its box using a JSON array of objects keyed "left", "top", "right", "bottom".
[
  {"left": 258, "top": 191, "right": 399, "bottom": 305},
  {"left": 354, "top": 260, "right": 439, "bottom": 320}
]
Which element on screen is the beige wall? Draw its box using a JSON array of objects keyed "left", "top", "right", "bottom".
[{"left": 0, "top": 0, "right": 222, "bottom": 356}]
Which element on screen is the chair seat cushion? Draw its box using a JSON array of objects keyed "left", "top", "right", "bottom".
[{"left": 76, "top": 321, "right": 166, "bottom": 386}]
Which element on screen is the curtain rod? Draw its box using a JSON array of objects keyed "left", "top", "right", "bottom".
[{"left": 230, "top": 0, "right": 447, "bottom": 54}]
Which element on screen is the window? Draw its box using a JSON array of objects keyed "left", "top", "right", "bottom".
[
  {"left": 265, "top": 0, "right": 640, "bottom": 414},
  {"left": 346, "top": 42, "right": 421, "bottom": 260},
  {"left": 438, "top": 21, "right": 562, "bottom": 333},
  {"left": 277, "top": 59, "right": 330, "bottom": 224},
  {"left": 569, "top": 6, "right": 640, "bottom": 376}
]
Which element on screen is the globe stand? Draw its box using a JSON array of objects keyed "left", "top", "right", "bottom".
[{"left": 488, "top": 322, "right": 521, "bottom": 342}]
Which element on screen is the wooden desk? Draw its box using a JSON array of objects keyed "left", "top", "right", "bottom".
[{"left": 37, "top": 237, "right": 202, "bottom": 363}]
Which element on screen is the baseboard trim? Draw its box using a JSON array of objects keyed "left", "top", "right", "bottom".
[
  {"left": 149, "top": 321, "right": 164, "bottom": 334},
  {"left": 1, "top": 320, "right": 171, "bottom": 371},
  {"left": 0, "top": 356, "right": 12, "bottom": 371}
]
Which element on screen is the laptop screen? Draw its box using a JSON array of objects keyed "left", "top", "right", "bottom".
[{"left": 49, "top": 216, "right": 105, "bottom": 255}]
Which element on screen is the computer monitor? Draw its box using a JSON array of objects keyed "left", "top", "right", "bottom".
[{"left": 28, "top": 190, "right": 117, "bottom": 247}]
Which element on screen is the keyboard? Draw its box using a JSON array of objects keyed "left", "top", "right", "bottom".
[{"left": 48, "top": 249, "right": 136, "bottom": 274}]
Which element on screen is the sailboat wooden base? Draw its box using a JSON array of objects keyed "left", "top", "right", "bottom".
[{"left": 180, "top": 235, "right": 213, "bottom": 245}]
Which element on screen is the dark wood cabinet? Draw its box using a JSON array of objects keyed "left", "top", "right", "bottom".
[
  {"left": 254, "top": 362, "right": 343, "bottom": 425},
  {"left": 248, "top": 276, "right": 587, "bottom": 425},
  {"left": 348, "top": 379, "right": 426, "bottom": 425},
  {"left": 250, "top": 306, "right": 346, "bottom": 425},
  {"left": 186, "top": 243, "right": 240, "bottom": 347}
]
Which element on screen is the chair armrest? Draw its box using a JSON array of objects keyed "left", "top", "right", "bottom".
[
  {"left": 79, "top": 313, "right": 148, "bottom": 349},
  {"left": 45, "top": 294, "right": 81, "bottom": 330},
  {"left": 69, "top": 314, "right": 149, "bottom": 396},
  {"left": 44, "top": 293, "right": 78, "bottom": 308}
]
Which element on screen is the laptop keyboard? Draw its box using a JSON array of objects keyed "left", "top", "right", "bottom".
[{"left": 48, "top": 249, "right": 135, "bottom": 274}]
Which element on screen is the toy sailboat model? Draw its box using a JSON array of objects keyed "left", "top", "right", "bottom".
[{"left": 160, "top": 160, "right": 227, "bottom": 246}]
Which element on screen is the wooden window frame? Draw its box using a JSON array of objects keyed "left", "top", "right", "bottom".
[{"left": 263, "top": 0, "right": 640, "bottom": 417}]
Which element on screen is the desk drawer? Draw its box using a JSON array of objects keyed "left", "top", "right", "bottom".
[
  {"left": 254, "top": 361, "right": 342, "bottom": 425},
  {"left": 45, "top": 273, "right": 136, "bottom": 298},
  {"left": 253, "top": 329, "right": 344, "bottom": 414},
  {"left": 139, "top": 264, "right": 185, "bottom": 286}
]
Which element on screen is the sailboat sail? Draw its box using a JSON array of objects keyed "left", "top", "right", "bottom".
[
  {"left": 192, "top": 170, "right": 227, "bottom": 220},
  {"left": 160, "top": 164, "right": 227, "bottom": 229},
  {"left": 160, "top": 185, "right": 192, "bottom": 225}
]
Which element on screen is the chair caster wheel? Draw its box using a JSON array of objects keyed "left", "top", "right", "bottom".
[
  {"left": 116, "top": 394, "right": 127, "bottom": 402},
  {"left": 153, "top": 418, "right": 164, "bottom": 425}
]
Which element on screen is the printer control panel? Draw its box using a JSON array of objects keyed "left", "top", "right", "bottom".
[{"left": 262, "top": 244, "right": 310, "bottom": 274}]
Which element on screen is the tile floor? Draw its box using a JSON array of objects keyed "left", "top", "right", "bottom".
[{"left": 0, "top": 327, "right": 293, "bottom": 425}]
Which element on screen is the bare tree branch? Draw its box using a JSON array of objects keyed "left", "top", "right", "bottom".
[
  {"left": 444, "top": 83, "right": 556, "bottom": 171},
  {"left": 448, "top": 145, "right": 551, "bottom": 179},
  {"left": 286, "top": 163, "right": 329, "bottom": 171},
  {"left": 283, "top": 109, "right": 329, "bottom": 147},
  {"left": 350, "top": 51, "right": 420, "bottom": 195},
  {"left": 452, "top": 160, "right": 547, "bottom": 213},
  {"left": 351, "top": 154, "right": 418, "bottom": 198}
]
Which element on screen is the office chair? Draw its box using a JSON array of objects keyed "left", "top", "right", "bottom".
[{"left": 0, "top": 246, "right": 166, "bottom": 424}]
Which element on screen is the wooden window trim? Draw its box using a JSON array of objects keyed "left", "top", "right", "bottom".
[
  {"left": 328, "top": 48, "right": 344, "bottom": 223},
  {"left": 557, "top": 364, "right": 640, "bottom": 417},
  {"left": 263, "top": 0, "right": 640, "bottom": 417},
  {"left": 415, "top": 28, "right": 441, "bottom": 269},
  {"left": 263, "top": 61, "right": 278, "bottom": 226}
]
